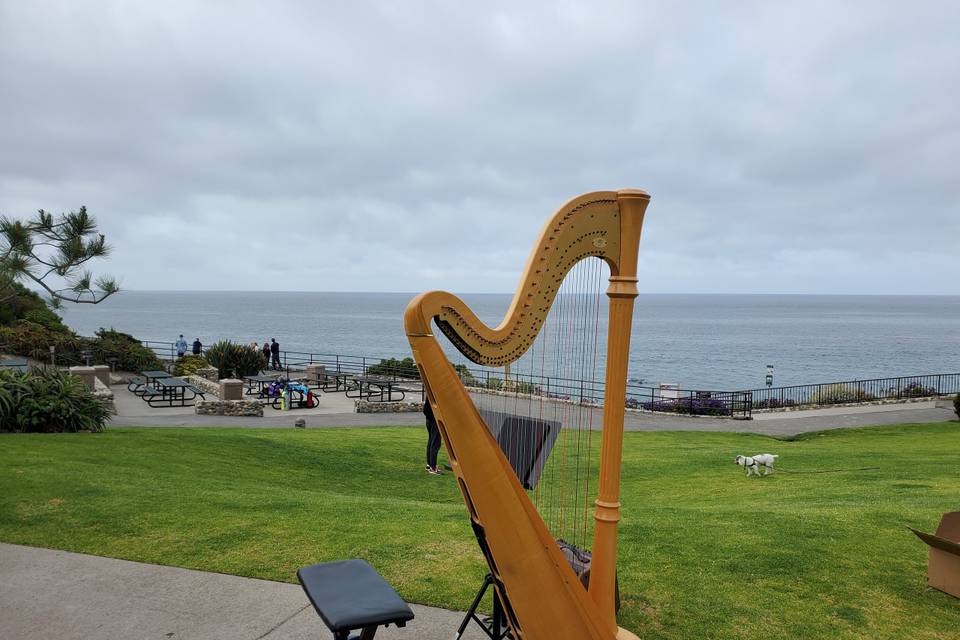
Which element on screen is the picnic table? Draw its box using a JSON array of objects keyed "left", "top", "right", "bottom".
[
  {"left": 142, "top": 370, "right": 171, "bottom": 388},
  {"left": 143, "top": 376, "right": 201, "bottom": 407},
  {"left": 270, "top": 382, "right": 318, "bottom": 410},
  {"left": 322, "top": 370, "right": 356, "bottom": 393},
  {"left": 348, "top": 376, "right": 407, "bottom": 402},
  {"left": 244, "top": 374, "right": 277, "bottom": 396},
  {"left": 127, "top": 370, "right": 171, "bottom": 396}
]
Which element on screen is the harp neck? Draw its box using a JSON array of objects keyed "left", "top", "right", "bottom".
[{"left": 404, "top": 190, "right": 649, "bottom": 365}]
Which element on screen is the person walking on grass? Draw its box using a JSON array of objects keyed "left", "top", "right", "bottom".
[
  {"left": 424, "top": 401, "right": 442, "bottom": 475},
  {"left": 270, "top": 338, "right": 281, "bottom": 370},
  {"left": 175, "top": 334, "right": 188, "bottom": 358}
]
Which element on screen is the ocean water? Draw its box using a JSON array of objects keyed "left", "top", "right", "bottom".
[{"left": 57, "top": 291, "right": 960, "bottom": 391}]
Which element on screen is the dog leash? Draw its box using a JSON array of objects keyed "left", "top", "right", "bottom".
[{"left": 776, "top": 466, "right": 881, "bottom": 474}]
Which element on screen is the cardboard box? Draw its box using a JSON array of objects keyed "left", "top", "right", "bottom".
[{"left": 910, "top": 512, "right": 960, "bottom": 598}]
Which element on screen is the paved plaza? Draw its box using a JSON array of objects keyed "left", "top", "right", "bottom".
[
  {"left": 0, "top": 543, "right": 490, "bottom": 640},
  {"left": 110, "top": 381, "right": 955, "bottom": 436}
]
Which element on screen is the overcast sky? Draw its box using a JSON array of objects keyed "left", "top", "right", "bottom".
[{"left": 1, "top": 1, "right": 957, "bottom": 295}]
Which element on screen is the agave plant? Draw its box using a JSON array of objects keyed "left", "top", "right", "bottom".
[{"left": 205, "top": 340, "right": 266, "bottom": 379}]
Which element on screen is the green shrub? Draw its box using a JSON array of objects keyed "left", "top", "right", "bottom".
[
  {"left": 808, "top": 383, "right": 875, "bottom": 405},
  {"left": 510, "top": 379, "right": 541, "bottom": 395},
  {"left": 22, "top": 308, "right": 69, "bottom": 332},
  {"left": 173, "top": 355, "right": 209, "bottom": 377},
  {"left": 366, "top": 357, "right": 419, "bottom": 378},
  {"left": 90, "top": 328, "right": 164, "bottom": 372},
  {"left": 0, "top": 282, "right": 69, "bottom": 332},
  {"left": 0, "top": 371, "right": 22, "bottom": 420},
  {"left": 0, "top": 367, "right": 109, "bottom": 432},
  {"left": 0, "top": 324, "right": 161, "bottom": 372},
  {"left": 205, "top": 341, "right": 265, "bottom": 379},
  {"left": 484, "top": 376, "right": 504, "bottom": 391},
  {"left": 900, "top": 381, "right": 938, "bottom": 398},
  {"left": 0, "top": 323, "right": 84, "bottom": 363},
  {"left": 453, "top": 364, "right": 476, "bottom": 386}
]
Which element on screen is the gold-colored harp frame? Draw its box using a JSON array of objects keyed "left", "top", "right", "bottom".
[{"left": 405, "top": 189, "right": 649, "bottom": 640}]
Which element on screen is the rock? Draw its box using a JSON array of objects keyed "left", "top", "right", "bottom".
[
  {"left": 294, "top": 418, "right": 306, "bottom": 428},
  {"left": 184, "top": 375, "right": 221, "bottom": 399}
]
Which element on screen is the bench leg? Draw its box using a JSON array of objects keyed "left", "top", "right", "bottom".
[{"left": 333, "top": 629, "right": 377, "bottom": 640}]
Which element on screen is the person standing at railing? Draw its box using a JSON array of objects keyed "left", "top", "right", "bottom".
[
  {"left": 192, "top": 338, "right": 202, "bottom": 356},
  {"left": 270, "top": 338, "right": 281, "bottom": 370},
  {"left": 262, "top": 341, "right": 271, "bottom": 369},
  {"left": 175, "top": 335, "right": 188, "bottom": 359}
]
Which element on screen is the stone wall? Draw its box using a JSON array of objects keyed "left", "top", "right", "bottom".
[
  {"left": 93, "top": 377, "right": 115, "bottom": 414},
  {"left": 195, "top": 367, "right": 219, "bottom": 383},
  {"left": 195, "top": 400, "right": 263, "bottom": 417},
  {"left": 355, "top": 399, "right": 424, "bottom": 413},
  {"left": 185, "top": 375, "right": 220, "bottom": 399}
]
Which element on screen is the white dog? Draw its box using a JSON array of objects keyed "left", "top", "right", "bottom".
[{"left": 734, "top": 454, "right": 779, "bottom": 476}]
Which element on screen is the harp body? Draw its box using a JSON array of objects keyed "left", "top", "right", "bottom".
[{"left": 405, "top": 190, "right": 649, "bottom": 640}]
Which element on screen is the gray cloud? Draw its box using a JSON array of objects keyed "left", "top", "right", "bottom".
[{"left": 1, "top": 0, "right": 957, "bottom": 294}]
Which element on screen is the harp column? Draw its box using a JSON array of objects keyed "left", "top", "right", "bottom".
[{"left": 589, "top": 190, "right": 647, "bottom": 635}]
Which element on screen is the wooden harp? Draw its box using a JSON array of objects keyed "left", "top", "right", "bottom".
[{"left": 405, "top": 189, "right": 649, "bottom": 640}]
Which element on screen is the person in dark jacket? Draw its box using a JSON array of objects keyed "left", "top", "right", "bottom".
[
  {"left": 270, "top": 338, "right": 281, "bottom": 370},
  {"left": 192, "top": 338, "right": 202, "bottom": 355},
  {"left": 424, "top": 401, "right": 442, "bottom": 475},
  {"left": 261, "top": 340, "right": 271, "bottom": 370}
]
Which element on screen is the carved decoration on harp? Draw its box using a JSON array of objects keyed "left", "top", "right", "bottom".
[{"left": 405, "top": 189, "right": 650, "bottom": 640}]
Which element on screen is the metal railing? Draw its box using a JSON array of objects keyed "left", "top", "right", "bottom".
[
  {"left": 139, "top": 338, "right": 959, "bottom": 419},
  {"left": 749, "top": 373, "right": 960, "bottom": 410},
  {"left": 139, "top": 338, "right": 754, "bottom": 417}
]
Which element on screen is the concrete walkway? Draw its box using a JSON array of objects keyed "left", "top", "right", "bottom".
[
  {"left": 110, "top": 383, "right": 955, "bottom": 436},
  {"left": 0, "top": 543, "right": 489, "bottom": 640}
]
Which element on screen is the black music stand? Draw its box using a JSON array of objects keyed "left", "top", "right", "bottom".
[{"left": 455, "top": 574, "right": 511, "bottom": 640}]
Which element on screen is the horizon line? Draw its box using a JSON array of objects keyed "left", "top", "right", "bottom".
[{"left": 82, "top": 289, "right": 960, "bottom": 297}]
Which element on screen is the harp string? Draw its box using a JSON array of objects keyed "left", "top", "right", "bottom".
[
  {"left": 440, "top": 257, "right": 608, "bottom": 552},
  {"left": 526, "top": 257, "right": 606, "bottom": 551}
]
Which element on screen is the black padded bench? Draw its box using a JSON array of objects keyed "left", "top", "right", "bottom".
[{"left": 298, "top": 559, "right": 414, "bottom": 640}]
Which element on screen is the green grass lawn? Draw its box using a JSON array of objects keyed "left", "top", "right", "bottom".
[{"left": 1, "top": 423, "right": 958, "bottom": 639}]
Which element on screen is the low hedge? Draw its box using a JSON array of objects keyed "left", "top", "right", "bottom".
[
  {"left": 90, "top": 328, "right": 164, "bottom": 372},
  {"left": 0, "top": 323, "right": 84, "bottom": 363},
  {"left": 808, "top": 384, "right": 876, "bottom": 405},
  {"left": 0, "top": 367, "right": 110, "bottom": 432},
  {"left": 173, "top": 354, "right": 209, "bottom": 377},
  {"left": 0, "top": 324, "right": 163, "bottom": 372},
  {"left": 366, "top": 357, "right": 419, "bottom": 378}
]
